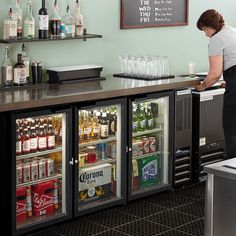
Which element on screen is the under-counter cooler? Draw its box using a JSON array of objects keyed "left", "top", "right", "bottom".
[
  {"left": 128, "top": 91, "right": 174, "bottom": 200},
  {"left": 74, "top": 98, "right": 127, "bottom": 216},
  {"left": 7, "top": 107, "right": 73, "bottom": 236}
]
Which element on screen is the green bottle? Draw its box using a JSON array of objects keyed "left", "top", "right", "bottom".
[
  {"left": 146, "top": 103, "right": 154, "bottom": 130},
  {"left": 132, "top": 104, "right": 138, "bottom": 133},
  {"left": 137, "top": 103, "right": 146, "bottom": 132}
]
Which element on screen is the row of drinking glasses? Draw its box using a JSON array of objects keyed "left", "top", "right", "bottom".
[{"left": 119, "top": 55, "right": 170, "bottom": 78}]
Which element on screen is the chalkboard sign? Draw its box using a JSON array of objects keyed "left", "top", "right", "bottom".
[{"left": 121, "top": 0, "right": 189, "bottom": 29}]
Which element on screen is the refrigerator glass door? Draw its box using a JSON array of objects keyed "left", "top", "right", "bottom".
[
  {"left": 78, "top": 104, "right": 122, "bottom": 210},
  {"left": 131, "top": 97, "right": 169, "bottom": 194},
  {"left": 16, "top": 113, "right": 68, "bottom": 229}
]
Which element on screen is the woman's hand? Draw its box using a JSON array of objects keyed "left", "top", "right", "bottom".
[{"left": 195, "top": 82, "right": 206, "bottom": 91}]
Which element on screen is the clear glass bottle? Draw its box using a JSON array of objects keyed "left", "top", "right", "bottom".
[
  {"left": 13, "top": 54, "right": 27, "bottom": 86},
  {"left": 62, "top": 5, "right": 75, "bottom": 38},
  {"left": 75, "top": 0, "right": 83, "bottom": 36},
  {"left": 13, "top": 0, "right": 23, "bottom": 38},
  {"left": 49, "top": 0, "right": 61, "bottom": 38},
  {"left": 3, "top": 8, "right": 17, "bottom": 40},
  {"left": 23, "top": 0, "right": 35, "bottom": 39},
  {"left": 39, "top": 0, "right": 49, "bottom": 39},
  {"left": 1, "top": 46, "right": 13, "bottom": 87},
  {"left": 21, "top": 44, "right": 30, "bottom": 81}
]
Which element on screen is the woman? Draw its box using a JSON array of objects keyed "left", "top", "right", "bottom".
[{"left": 196, "top": 9, "right": 236, "bottom": 158}]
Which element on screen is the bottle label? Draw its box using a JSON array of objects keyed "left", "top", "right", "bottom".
[
  {"left": 22, "top": 59, "right": 30, "bottom": 78},
  {"left": 84, "top": 127, "right": 91, "bottom": 135},
  {"left": 48, "top": 135, "right": 55, "bottom": 148},
  {"left": 9, "top": 21, "right": 17, "bottom": 38},
  {"left": 100, "top": 125, "right": 108, "bottom": 138},
  {"left": 16, "top": 140, "right": 22, "bottom": 154},
  {"left": 2, "top": 65, "right": 13, "bottom": 82},
  {"left": 24, "top": 20, "right": 35, "bottom": 37},
  {"left": 140, "top": 119, "right": 146, "bottom": 129},
  {"left": 14, "top": 68, "right": 27, "bottom": 85},
  {"left": 23, "top": 139, "right": 31, "bottom": 152},
  {"left": 93, "top": 126, "right": 100, "bottom": 134},
  {"left": 38, "top": 136, "right": 47, "bottom": 149},
  {"left": 30, "top": 137, "right": 38, "bottom": 150},
  {"left": 39, "top": 15, "right": 49, "bottom": 30},
  {"left": 65, "top": 25, "right": 75, "bottom": 35}
]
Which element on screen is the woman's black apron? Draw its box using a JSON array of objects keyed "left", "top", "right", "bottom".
[{"left": 223, "top": 65, "right": 236, "bottom": 136}]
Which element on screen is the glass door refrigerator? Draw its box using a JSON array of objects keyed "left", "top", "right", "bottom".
[
  {"left": 128, "top": 91, "right": 174, "bottom": 200},
  {"left": 74, "top": 98, "right": 127, "bottom": 216},
  {"left": 12, "top": 107, "right": 72, "bottom": 236}
]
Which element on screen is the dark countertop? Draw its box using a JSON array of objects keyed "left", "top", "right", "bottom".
[
  {"left": 204, "top": 158, "right": 236, "bottom": 181},
  {"left": 0, "top": 76, "right": 200, "bottom": 112}
]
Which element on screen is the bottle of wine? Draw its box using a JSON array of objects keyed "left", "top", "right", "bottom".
[
  {"left": 49, "top": 0, "right": 61, "bottom": 38},
  {"left": 1, "top": 46, "right": 13, "bottom": 87},
  {"left": 23, "top": 0, "right": 35, "bottom": 39},
  {"left": 13, "top": 54, "right": 27, "bottom": 86},
  {"left": 75, "top": 0, "right": 83, "bottom": 36},
  {"left": 38, "top": 0, "right": 49, "bottom": 38}
]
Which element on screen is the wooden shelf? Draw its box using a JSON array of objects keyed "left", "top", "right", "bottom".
[{"left": 0, "top": 33, "right": 102, "bottom": 44}]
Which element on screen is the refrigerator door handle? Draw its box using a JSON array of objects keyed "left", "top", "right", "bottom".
[{"left": 70, "top": 158, "right": 74, "bottom": 165}]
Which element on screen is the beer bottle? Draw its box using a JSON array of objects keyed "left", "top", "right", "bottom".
[
  {"left": 132, "top": 104, "right": 138, "bottom": 133},
  {"left": 47, "top": 119, "right": 55, "bottom": 149},
  {"left": 78, "top": 111, "right": 84, "bottom": 142},
  {"left": 16, "top": 129, "right": 22, "bottom": 156},
  {"left": 91, "top": 113, "right": 100, "bottom": 140},
  {"left": 146, "top": 103, "right": 154, "bottom": 130},
  {"left": 22, "top": 127, "right": 31, "bottom": 154},
  {"left": 137, "top": 103, "right": 146, "bottom": 132},
  {"left": 83, "top": 111, "right": 92, "bottom": 141},
  {"left": 30, "top": 121, "right": 38, "bottom": 152},
  {"left": 100, "top": 112, "right": 109, "bottom": 139},
  {"left": 38, "top": 123, "right": 47, "bottom": 151}
]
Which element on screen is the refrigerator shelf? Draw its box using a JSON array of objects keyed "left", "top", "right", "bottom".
[
  {"left": 132, "top": 151, "right": 160, "bottom": 160},
  {"left": 16, "top": 173, "right": 62, "bottom": 187},
  {"left": 132, "top": 127, "right": 162, "bottom": 137},
  {"left": 79, "top": 158, "right": 116, "bottom": 169},
  {"left": 16, "top": 147, "right": 62, "bottom": 160},
  {"left": 79, "top": 136, "right": 117, "bottom": 147}
]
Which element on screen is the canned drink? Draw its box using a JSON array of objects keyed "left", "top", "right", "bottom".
[
  {"left": 149, "top": 137, "right": 157, "bottom": 153},
  {"left": 38, "top": 158, "right": 46, "bottom": 179},
  {"left": 95, "top": 143, "right": 101, "bottom": 159},
  {"left": 46, "top": 158, "right": 54, "bottom": 177},
  {"left": 142, "top": 137, "right": 150, "bottom": 154},
  {"left": 136, "top": 139, "right": 143, "bottom": 156},
  {"left": 16, "top": 164, "right": 23, "bottom": 184},
  {"left": 101, "top": 142, "right": 108, "bottom": 160},
  {"left": 31, "top": 160, "right": 39, "bottom": 181},
  {"left": 132, "top": 141, "right": 139, "bottom": 157},
  {"left": 23, "top": 162, "right": 31, "bottom": 183},
  {"left": 110, "top": 142, "right": 116, "bottom": 159}
]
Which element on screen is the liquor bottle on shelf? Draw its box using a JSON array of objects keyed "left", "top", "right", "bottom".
[
  {"left": 137, "top": 103, "right": 146, "bottom": 132},
  {"left": 100, "top": 112, "right": 109, "bottom": 139},
  {"left": 3, "top": 8, "right": 17, "bottom": 40},
  {"left": 62, "top": 5, "right": 75, "bottom": 38},
  {"left": 13, "top": 54, "right": 27, "bottom": 86},
  {"left": 49, "top": 0, "right": 61, "bottom": 38},
  {"left": 146, "top": 103, "right": 154, "bottom": 130},
  {"left": 21, "top": 44, "right": 30, "bottom": 82},
  {"left": 75, "top": 0, "right": 83, "bottom": 36},
  {"left": 23, "top": 0, "right": 35, "bottom": 39},
  {"left": 13, "top": 0, "right": 23, "bottom": 38},
  {"left": 1, "top": 46, "right": 13, "bottom": 87},
  {"left": 39, "top": 0, "right": 49, "bottom": 39}
]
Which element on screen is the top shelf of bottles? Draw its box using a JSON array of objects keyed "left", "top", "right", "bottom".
[{"left": 0, "top": 33, "right": 102, "bottom": 44}]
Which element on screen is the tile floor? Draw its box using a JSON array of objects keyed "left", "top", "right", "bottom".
[{"left": 28, "top": 182, "right": 205, "bottom": 236}]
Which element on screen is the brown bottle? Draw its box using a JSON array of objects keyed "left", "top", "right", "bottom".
[{"left": 13, "top": 54, "right": 27, "bottom": 86}]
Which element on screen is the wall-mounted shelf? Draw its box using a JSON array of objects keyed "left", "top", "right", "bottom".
[{"left": 0, "top": 33, "right": 102, "bottom": 44}]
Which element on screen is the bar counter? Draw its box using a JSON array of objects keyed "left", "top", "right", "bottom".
[{"left": 0, "top": 76, "right": 200, "bottom": 112}]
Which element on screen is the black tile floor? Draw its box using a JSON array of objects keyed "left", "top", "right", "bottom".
[{"left": 28, "top": 182, "right": 205, "bottom": 236}]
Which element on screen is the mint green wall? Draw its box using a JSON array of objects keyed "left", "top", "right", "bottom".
[{"left": 0, "top": 0, "right": 236, "bottom": 81}]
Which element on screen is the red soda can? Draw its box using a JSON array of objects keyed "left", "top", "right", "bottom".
[
  {"left": 16, "top": 187, "right": 27, "bottom": 222},
  {"left": 16, "top": 164, "right": 23, "bottom": 185},
  {"left": 46, "top": 158, "right": 54, "bottom": 177},
  {"left": 149, "top": 137, "right": 156, "bottom": 153},
  {"left": 38, "top": 158, "right": 46, "bottom": 179},
  {"left": 23, "top": 162, "right": 31, "bottom": 183},
  {"left": 31, "top": 160, "right": 39, "bottom": 181}
]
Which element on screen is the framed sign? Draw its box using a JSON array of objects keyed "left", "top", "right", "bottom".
[{"left": 121, "top": 0, "right": 189, "bottom": 29}]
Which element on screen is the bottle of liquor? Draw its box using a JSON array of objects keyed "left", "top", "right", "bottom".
[
  {"left": 62, "top": 5, "right": 75, "bottom": 38},
  {"left": 23, "top": 0, "right": 35, "bottom": 39},
  {"left": 75, "top": 0, "right": 83, "bottom": 36},
  {"left": 3, "top": 8, "right": 17, "bottom": 40},
  {"left": 49, "top": 0, "right": 61, "bottom": 38},
  {"left": 21, "top": 44, "right": 30, "bottom": 82},
  {"left": 1, "top": 46, "right": 13, "bottom": 87},
  {"left": 14, "top": 0, "right": 23, "bottom": 38},
  {"left": 39, "top": 0, "right": 49, "bottom": 39},
  {"left": 13, "top": 54, "right": 27, "bottom": 86}
]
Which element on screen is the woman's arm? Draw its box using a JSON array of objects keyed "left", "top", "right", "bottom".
[{"left": 195, "top": 55, "right": 223, "bottom": 91}]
